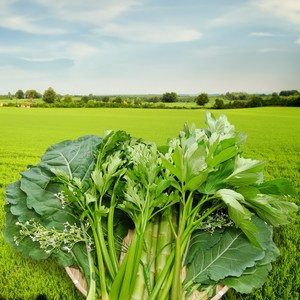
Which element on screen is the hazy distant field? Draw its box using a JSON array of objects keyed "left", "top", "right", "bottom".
[{"left": 0, "top": 107, "right": 299, "bottom": 299}]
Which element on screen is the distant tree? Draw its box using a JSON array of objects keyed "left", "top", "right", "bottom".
[
  {"left": 43, "top": 87, "right": 56, "bottom": 103},
  {"left": 239, "top": 94, "right": 247, "bottom": 100},
  {"left": 15, "top": 89, "right": 24, "bottom": 99},
  {"left": 113, "top": 96, "right": 123, "bottom": 103},
  {"left": 248, "top": 96, "right": 262, "bottom": 107},
  {"left": 25, "top": 89, "right": 41, "bottom": 99},
  {"left": 195, "top": 93, "right": 209, "bottom": 106},
  {"left": 225, "top": 92, "right": 236, "bottom": 100},
  {"left": 99, "top": 96, "right": 110, "bottom": 102},
  {"left": 147, "top": 96, "right": 160, "bottom": 103},
  {"left": 224, "top": 92, "right": 248, "bottom": 101},
  {"left": 231, "top": 100, "right": 246, "bottom": 108},
  {"left": 286, "top": 95, "right": 300, "bottom": 107},
  {"left": 63, "top": 94, "right": 73, "bottom": 103},
  {"left": 214, "top": 98, "right": 225, "bottom": 109},
  {"left": 81, "top": 96, "right": 89, "bottom": 103},
  {"left": 162, "top": 92, "right": 177, "bottom": 103},
  {"left": 279, "top": 90, "right": 299, "bottom": 97},
  {"left": 266, "top": 92, "right": 280, "bottom": 105},
  {"left": 56, "top": 94, "right": 63, "bottom": 101},
  {"left": 86, "top": 100, "right": 96, "bottom": 107},
  {"left": 271, "top": 92, "right": 279, "bottom": 99},
  {"left": 134, "top": 97, "right": 142, "bottom": 105}
]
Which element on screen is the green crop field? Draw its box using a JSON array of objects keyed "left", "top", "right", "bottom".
[{"left": 0, "top": 107, "right": 299, "bottom": 300}]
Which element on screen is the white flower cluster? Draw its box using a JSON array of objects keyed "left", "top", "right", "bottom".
[
  {"left": 198, "top": 210, "right": 234, "bottom": 233},
  {"left": 14, "top": 219, "right": 93, "bottom": 254},
  {"left": 54, "top": 191, "right": 66, "bottom": 208}
]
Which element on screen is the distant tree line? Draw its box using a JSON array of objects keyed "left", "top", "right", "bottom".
[
  {"left": 212, "top": 91, "right": 300, "bottom": 109},
  {"left": 1, "top": 88, "right": 299, "bottom": 108}
]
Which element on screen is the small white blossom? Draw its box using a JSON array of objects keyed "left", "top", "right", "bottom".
[{"left": 14, "top": 219, "right": 93, "bottom": 255}]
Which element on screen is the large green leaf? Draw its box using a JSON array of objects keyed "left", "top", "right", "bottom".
[
  {"left": 19, "top": 135, "right": 101, "bottom": 226},
  {"left": 237, "top": 186, "right": 298, "bottom": 226},
  {"left": 4, "top": 135, "right": 101, "bottom": 262},
  {"left": 184, "top": 230, "right": 224, "bottom": 265},
  {"left": 20, "top": 167, "right": 61, "bottom": 213},
  {"left": 6, "top": 181, "right": 36, "bottom": 220},
  {"left": 39, "top": 135, "right": 102, "bottom": 184},
  {"left": 209, "top": 146, "right": 237, "bottom": 168},
  {"left": 198, "top": 159, "right": 234, "bottom": 195},
  {"left": 185, "top": 216, "right": 279, "bottom": 294},
  {"left": 222, "top": 263, "right": 272, "bottom": 293},
  {"left": 19, "top": 166, "right": 78, "bottom": 229},
  {"left": 245, "top": 195, "right": 298, "bottom": 226},
  {"left": 257, "top": 178, "right": 298, "bottom": 197},
  {"left": 222, "top": 228, "right": 279, "bottom": 294},
  {"left": 184, "top": 227, "right": 264, "bottom": 285},
  {"left": 215, "top": 189, "right": 260, "bottom": 247},
  {"left": 185, "top": 140, "right": 207, "bottom": 179},
  {"left": 225, "top": 156, "right": 266, "bottom": 186}
]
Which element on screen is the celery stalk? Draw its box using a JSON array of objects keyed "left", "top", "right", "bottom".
[
  {"left": 148, "top": 219, "right": 159, "bottom": 292},
  {"left": 155, "top": 211, "right": 173, "bottom": 288},
  {"left": 131, "top": 221, "right": 154, "bottom": 299}
]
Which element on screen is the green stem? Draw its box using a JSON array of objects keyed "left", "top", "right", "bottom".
[
  {"left": 149, "top": 219, "right": 159, "bottom": 291},
  {"left": 148, "top": 250, "right": 175, "bottom": 300},
  {"left": 107, "top": 193, "right": 119, "bottom": 274},
  {"left": 162, "top": 231, "right": 191, "bottom": 299},
  {"left": 129, "top": 227, "right": 146, "bottom": 294},
  {"left": 119, "top": 231, "right": 139, "bottom": 299},
  {"left": 171, "top": 237, "right": 183, "bottom": 300},
  {"left": 128, "top": 186, "right": 153, "bottom": 296},
  {"left": 88, "top": 217, "right": 108, "bottom": 299},
  {"left": 188, "top": 195, "right": 208, "bottom": 220},
  {"left": 149, "top": 230, "right": 190, "bottom": 300},
  {"left": 108, "top": 249, "right": 129, "bottom": 299},
  {"left": 131, "top": 222, "right": 153, "bottom": 300},
  {"left": 95, "top": 194, "right": 116, "bottom": 280},
  {"left": 155, "top": 212, "right": 172, "bottom": 280},
  {"left": 159, "top": 267, "right": 174, "bottom": 300},
  {"left": 96, "top": 218, "right": 116, "bottom": 280},
  {"left": 81, "top": 223, "right": 97, "bottom": 300},
  {"left": 171, "top": 191, "right": 192, "bottom": 300}
]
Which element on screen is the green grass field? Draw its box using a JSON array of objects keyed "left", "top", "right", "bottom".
[{"left": 0, "top": 107, "right": 299, "bottom": 299}]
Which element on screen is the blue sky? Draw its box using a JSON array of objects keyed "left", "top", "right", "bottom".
[{"left": 0, "top": 0, "right": 299, "bottom": 95}]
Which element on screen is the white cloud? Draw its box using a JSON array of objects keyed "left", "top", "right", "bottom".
[
  {"left": 0, "top": 65, "right": 44, "bottom": 81},
  {"left": 295, "top": 38, "right": 300, "bottom": 44},
  {"left": 50, "top": 42, "right": 101, "bottom": 62},
  {"left": 210, "top": 1, "right": 300, "bottom": 30},
  {"left": 33, "top": 0, "right": 141, "bottom": 24},
  {"left": 0, "top": 46, "right": 25, "bottom": 54},
  {"left": 0, "top": 15, "right": 67, "bottom": 35},
  {"left": 0, "top": 0, "right": 139, "bottom": 35},
  {"left": 192, "top": 46, "right": 228, "bottom": 57},
  {"left": 250, "top": 32, "right": 276, "bottom": 37},
  {"left": 0, "top": 1, "right": 17, "bottom": 11},
  {"left": 258, "top": 48, "right": 281, "bottom": 53},
  {"left": 209, "top": 4, "right": 259, "bottom": 27},
  {"left": 251, "top": 0, "right": 300, "bottom": 26},
  {"left": 20, "top": 57, "right": 71, "bottom": 63},
  {"left": 98, "top": 23, "right": 202, "bottom": 43}
]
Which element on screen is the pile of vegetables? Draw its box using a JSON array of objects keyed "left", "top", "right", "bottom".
[{"left": 4, "top": 112, "right": 298, "bottom": 300}]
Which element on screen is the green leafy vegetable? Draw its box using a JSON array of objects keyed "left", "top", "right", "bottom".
[
  {"left": 3, "top": 112, "right": 298, "bottom": 300},
  {"left": 185, "top": 216, "right": 280, "bottom": 295}
]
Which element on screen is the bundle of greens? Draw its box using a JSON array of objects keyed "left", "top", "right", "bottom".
[{"left": 4, "top": 112, "right": 298, "bottom": 300}]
